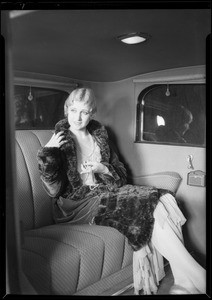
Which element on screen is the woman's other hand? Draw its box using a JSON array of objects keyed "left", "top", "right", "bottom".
[
  {"left": 81, "top": 161, "right": 109, "bottom": 174},
  {"left": 45, "top": 131, "right": 67, "bottom": 148}
]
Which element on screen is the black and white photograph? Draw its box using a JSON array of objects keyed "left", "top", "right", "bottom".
[{"left": 2, "top": 1, "right": 211, "bottom": 297}]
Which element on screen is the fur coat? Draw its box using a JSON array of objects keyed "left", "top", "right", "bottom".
[{"left": 37, "top": 118, "right": 170, "bottom": 251}]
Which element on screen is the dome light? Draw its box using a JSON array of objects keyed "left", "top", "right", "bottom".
[{"left": 118, "top": 32, "right": 151, "bottom": 44}]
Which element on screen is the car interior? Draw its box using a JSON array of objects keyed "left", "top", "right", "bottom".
[{"left": 2, "top": 3, "right": 211, "bottom": 296}]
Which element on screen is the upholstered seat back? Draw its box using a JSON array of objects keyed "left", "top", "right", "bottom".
[
  {"left": 16, "top": 130, "right": 54, "bottom": 230},
  {"left": 15, "top": 132, "right": 134, "bottom": 295}
]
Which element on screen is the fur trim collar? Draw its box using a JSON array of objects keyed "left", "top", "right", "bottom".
[{"left": 54, "top": 118, "right": 110, "bottom": 193}]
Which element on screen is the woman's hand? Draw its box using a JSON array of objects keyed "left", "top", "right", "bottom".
[
  {"left": 80, "top": 161, "right": 109, "bottom": 174},
  {"left": 45, "top": 131, "right": 67, "bottom": 148}
]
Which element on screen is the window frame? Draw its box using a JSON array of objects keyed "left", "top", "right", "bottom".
[
  {"left": 133, "top": 75, "right": 206, "bottom": 148},
  {"left": 14, "top": 72, "right": 78, "bottom": 130}
]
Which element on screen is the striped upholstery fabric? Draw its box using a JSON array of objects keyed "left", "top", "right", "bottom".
[
  {"left": 16, "top": 130, "right": 54, "bottom": 229},
  {"left": 22, "top": 224, "right": 132, "bottom": 295},
  {"left": 16, "top": 130, "right": 133, "bottom": 295}
]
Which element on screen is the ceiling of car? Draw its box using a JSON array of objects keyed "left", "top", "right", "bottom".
[{"left": 9, "top": 8, "right": 211, "bottom": 82}]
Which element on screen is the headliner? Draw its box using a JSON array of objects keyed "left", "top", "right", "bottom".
[{"left": 9, "top": 8, "right": 211, "bottom": 82}]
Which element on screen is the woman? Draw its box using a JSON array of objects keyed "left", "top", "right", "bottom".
[{"left": 37, "top": 88, "right": 206, "bottom": 295}]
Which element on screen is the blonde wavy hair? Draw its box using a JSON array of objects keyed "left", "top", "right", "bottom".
[{"left": 64, "top": 88, "right": 97, "bottom": 117}]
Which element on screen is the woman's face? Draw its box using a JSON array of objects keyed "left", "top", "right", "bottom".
[{"left": 67, "top": 101, "right": 92, "bottom": 131}]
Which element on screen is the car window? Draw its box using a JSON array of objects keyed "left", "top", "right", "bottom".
[
  {"left": 14, "top": 85, "right": 69, "bottom": 129},
  {"left": 135, "top": 84, "right": 206, "bottom": 147}
]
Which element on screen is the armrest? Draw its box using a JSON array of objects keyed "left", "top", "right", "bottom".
[{"left": 132, "top": 171, "right": 182, "bottom": 194}]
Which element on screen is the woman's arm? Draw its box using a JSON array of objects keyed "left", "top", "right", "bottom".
[
  {"left": 101, "top": 146, "right": 127, "bottom": 187},
  {"left": 89, "top": 142, "right": 127, "bottom": 187},
  {"left": 80, "top": 144, "right": 127, "bottom": 188},
  {"left": 90, "top": 125, "right": 127, "bottom": 187},
  {"left": 37, "top": 132, "right": 68, "bottom": 197}
]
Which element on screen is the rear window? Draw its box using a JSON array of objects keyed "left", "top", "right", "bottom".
[
  {"left": 14, "top": 85, "right": 69, "bottom": 129},
  {"left": 135, "top": 84, "right": 206, "bottom": 147}
]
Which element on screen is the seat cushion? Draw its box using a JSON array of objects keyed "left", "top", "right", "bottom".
[{"left": 22, "top": 223, "right": 133, "bottom": 295}]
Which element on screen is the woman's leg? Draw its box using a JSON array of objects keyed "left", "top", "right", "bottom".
[{"left": 151, "top": 216, "right": 206, "bottom": 294}]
